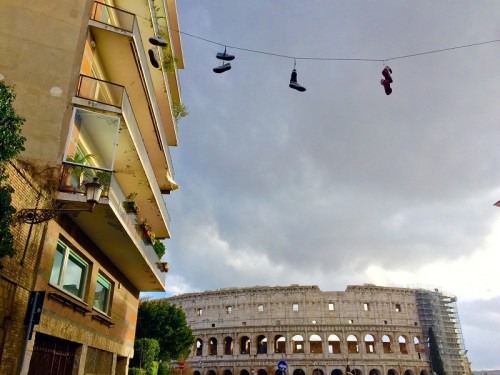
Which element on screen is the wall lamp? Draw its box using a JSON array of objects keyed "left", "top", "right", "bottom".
[{"left": 17, "top": 177, "right": 104, "bottom": 224}]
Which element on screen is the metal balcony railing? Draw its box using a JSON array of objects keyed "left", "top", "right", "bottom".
[
  {"left": 77, "top": 75, "right": 124, "bottom": 108},
  {"left": 60, "top": 163, "right": 112, "bottom": 198},
  {"left": 91, "top": 1, "right": 135, "bottom": 32}
]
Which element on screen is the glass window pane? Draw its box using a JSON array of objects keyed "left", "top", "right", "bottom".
[
  {"left": 63, "top": 251, "right": 88, "bottom": 298},
  {"left": 50, "top": 242, "right": 65, "bottom": 285},
  {"left": 65, "top": 108, "right": 119, "bottom": 170},
  {"left": 94, "top": 274, "right": 111, "bottom": 313}
]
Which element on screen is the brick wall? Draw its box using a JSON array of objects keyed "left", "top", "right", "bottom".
[{"left": 0, "top": 160, "right": 52, "bottom": 375}]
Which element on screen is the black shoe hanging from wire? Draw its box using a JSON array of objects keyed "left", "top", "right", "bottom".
[
  {"left": 213, "top": 46, "right": 234, "bottom": 73},
  {"left": 289, "top": 60, "right": 306, "bottom": 92},
  {"left": 216, "top": 46, "right": 235, "bottom": 61}
]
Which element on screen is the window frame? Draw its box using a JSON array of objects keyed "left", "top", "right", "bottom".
[
  {"left": 93, "top": 272, "right": 112, "bottom": 315},
  {"left": 50, "top": 240, "right": 89, "bottom": 300}
]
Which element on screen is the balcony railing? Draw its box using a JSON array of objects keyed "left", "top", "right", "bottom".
[
  {"left": 77, "top": 75, "right": 124, "bottom": 108},
  {"left": 91, "top": 1, "right": 135, "bottom": 32},
  {"left": 60, "top": 163, "right": 112, "bottom": 198}
]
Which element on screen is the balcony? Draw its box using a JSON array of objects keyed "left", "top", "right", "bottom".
[
  {"left": 89, "top": 1, "right": 179, "bottom": 147},
  {"left": 70, "top": 77, "right": 172, "bottom": 238},
  {"left": 57, "top": 174, "right": 166, "bottom": 292}
]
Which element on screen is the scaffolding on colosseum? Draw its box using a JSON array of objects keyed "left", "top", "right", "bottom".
[{"left": 415, "top": 289, "right": 470, "bottom": 375}]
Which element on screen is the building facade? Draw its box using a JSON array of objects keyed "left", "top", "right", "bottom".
[
  {"left": 168, "top": 285, "right": 472, "bottom": 375},
  {"left": 0, "top": 0, "right": 184, "bottom": 374}
]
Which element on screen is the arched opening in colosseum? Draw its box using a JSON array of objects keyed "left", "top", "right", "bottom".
[
  {"left": 398, "top": 335, "right": 408, "bottom": 354},
  {"left": 257, "top": 335, "right": 268, "bottom": 354},
  {"left": 387, "top": 369, "right": 398, "bottom": 375},
  {"left": 292, "top": 335, "right": 304, "bottom": 353},
  {"left": 194, "top": 371, "right": 201, "bottom": 375},
  {"left": 413, "top": 336, "right": 421, "bottom": 357},
  {"left": 404, "top": 370, "right": 414, "bottom": 375},
  {"left": 240, "top": 370, "right": 250, "bottom": 375},
  {"left": 352, "top": 369, "right": 362, "bottom": 375},
  {"left": 331, "top": 369, "right": 343, "bottom": 375},
  {"left": 364, "top": 334, "right": 375, "bottom": 353},
  {"left": 293, "top": 369, "right": 305, "bottom": 375},
  {"left": 382, "top": 335, "right": 392, "bottom": 353},
  {"left": 347, "top": 335, "right": 359, "bottom": 353},
  {"left": 309, "top": 334, "right": 323, "bottom": 353},
  {"left": 208, "top": 338, "right": 218, "bottom": 355},
  {"left": 275, "top": 335, "right": 286, "bottom": 353},
  {"left": 224, "top": 336, "right": 234, "bottom": 355},
  {"left": 258, "top": 369, "right": 268, "bottom": 375},
  {"left": 208, "top": 370, "right": 217, "bottom": 375},
  {"left": 420, "top": 370, "right": 430, "bottom": 375},
  {"left": 195, "top": 339, "right": 203, "bottom": 356},
  {"left": 240, "top": 336, "right": 250, "bottom": 354},
  {"left": 369, "top": 369, "right": 381, "bottom": 375},
  {"left": 327, "top": 334, "right": 341, "bottom": 354},
  {"left": 223, "top": 370, "right": 232, "bottom": 375},
  {"left": 313, "top": 368, "right": 324, "bottom": 375}
]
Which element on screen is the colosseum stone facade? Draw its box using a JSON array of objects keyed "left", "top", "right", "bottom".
[{"left": 167, "top": 284, "right": 471, "bottom": 375}]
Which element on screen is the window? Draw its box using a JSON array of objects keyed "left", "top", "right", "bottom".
[
  {"left": 395, "top": 303, "right": 401, "bottom": 312},
  {"left": 197, "top": 308, "right": 203, "bottom": 316},
  {"left": 328, "top": 303, "right": 334, "bottom": 311},
  {"left": 226, "top": 306, "right": 232, "bottom": 314},
  {"left": 50, "top": 240, "right": 89, "bottom": 299},
  {"left": 94, "top": 273, "right": 112, "bottom": 314},
  {"left": 348, "top": 319, "right": 354, "bottom": 324},
  {"left": 363, "top": 303, "right": 370, "bottom": 311},
  {"left": 292, "top": 303, "right": 299, "bottom": 311},
  {"left": 258, "top": 304, "right": 264, "bottom": 312}
]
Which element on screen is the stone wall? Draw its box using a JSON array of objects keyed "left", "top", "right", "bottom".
[{"left": 168, "top": 285, "right": 432, "bottom": 375}]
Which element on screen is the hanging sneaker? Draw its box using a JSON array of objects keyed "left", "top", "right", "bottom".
[
  {"left": 382, "top": 66, "right": 393, "bottom": 83},
  {"left": 149, "top": 35, "right": 168, "bottom": 47},
  {"left": 148, "top": 48, "right": 160, "bottom": 69},
  {"left": 289, "top": 69, "right": 306, "bottom": 92},
  {"left": 380, "top": 79, "right": 392, "bottom": 95},
  {"left": 216, "top": 51, "right": 235, "bottom": 61},
  {"left": 213, "top": 62, "right": 231, "bottom": 73}
]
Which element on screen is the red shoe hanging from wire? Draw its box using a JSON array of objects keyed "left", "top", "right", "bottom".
[{"left": 380, "top": 65, "right": 393, "bottom": 95}]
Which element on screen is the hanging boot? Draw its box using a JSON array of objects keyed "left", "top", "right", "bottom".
[
  {"left": 289, "top": 69, "right": 306, "bottom": 92},
  {"left": 381, "top": 66, "right": 393, "bottom": 95},
  {"left": 148, "top": 48, "right": 160, "bottom": 69},
  {"left": 149, "top": 35, "right": 167, "bottom": 47}
]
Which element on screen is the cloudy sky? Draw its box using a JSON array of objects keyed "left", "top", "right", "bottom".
[{"left": 158, "top": 1, "right": 500, "bottom": 370}]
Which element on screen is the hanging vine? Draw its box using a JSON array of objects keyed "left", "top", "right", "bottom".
[{"left": 0, "top": 80, "right": 26, "bottom": 265}]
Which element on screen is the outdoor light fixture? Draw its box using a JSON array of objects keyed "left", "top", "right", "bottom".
[{"left": 16, "top": 177, "right": 104, "bottom": 224}]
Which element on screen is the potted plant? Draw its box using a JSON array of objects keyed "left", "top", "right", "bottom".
[
  {"left": 63, "top": 152, "right": 95, "bottom": 192},
  {"left": 137, "top": 218, "right": 155, "bottom": 244},
  {"left": 153, "top": 240, "right": 166, "bottom": 259},
  {"left": 124, "top": 192, "right": 139, "bottom": 214}
]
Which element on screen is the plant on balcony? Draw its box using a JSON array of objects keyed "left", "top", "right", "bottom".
[
  {"left": 137, "top": 218, "right": 155, "bottom": 245},
  {"left": 0, "top": 80, "right": 26, "bottom": 266},
  {"left": 124, "top": 192, "right": 140, "bottom": 215},
  {"left": 152, "top": 240, "right": 166, "bottom": 259},
  {"left": 64, "top": 152, "right": 95, "bottom": 192},
  {"left": 172, "top": 101, "right": 188, "bottom": 123}
]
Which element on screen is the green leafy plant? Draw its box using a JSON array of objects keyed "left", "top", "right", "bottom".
[
  {"left": 65, "top": 152, "right": 95, "bottom": 190},
  {"left": 172, "top": 102, "right": 188, "bottom": 123},
  {"left": 153, "top": 240, "right": 166, "bottom": 259},
  {"left": 0, "top": 81, "right": 26, "bottom": 266}
]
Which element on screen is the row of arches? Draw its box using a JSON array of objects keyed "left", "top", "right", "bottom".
[
  {"left": 194, "top": 368, "right": 430, "bottom": 375},
  {"left": 194, "top": 333, "right": 422, "bottom": 356}
]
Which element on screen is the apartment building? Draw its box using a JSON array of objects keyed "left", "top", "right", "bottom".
[
  {"left": 168, "top": 284, "right": 472, "bottom": 375},
  {"left": 0, "top": 1, "right": 184, "bottom": 374}
]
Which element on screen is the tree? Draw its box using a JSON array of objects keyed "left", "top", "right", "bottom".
[
  {"left": 136, "top": 299, "right": 194, "bottom": 361},
  {"left": 428, "top": 327, "right": 446, "bottom": 375},
  {"left": 130, "top": 338, "right": 160, "bottom": 372},
  {"left": 0, "top": 80, "right": 25, "bottom": 264}
]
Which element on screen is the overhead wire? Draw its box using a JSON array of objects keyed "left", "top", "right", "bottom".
[{"left": 169, "top": 27, "right": 499, "bottom": 63}]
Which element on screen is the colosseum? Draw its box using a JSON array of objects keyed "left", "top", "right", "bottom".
[{"left": 167, "top": 284, "right": 472, "bottom": 375}]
